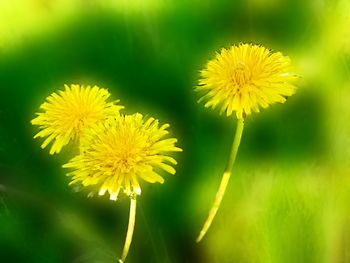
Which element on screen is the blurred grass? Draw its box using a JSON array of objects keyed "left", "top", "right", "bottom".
[{"left": 1, "top": 0, "right": 350, "bottom": 262}]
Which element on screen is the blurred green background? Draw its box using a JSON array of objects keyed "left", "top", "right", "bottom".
[{"left": 1, "top": 0, "right": 350, "bottom": 262}]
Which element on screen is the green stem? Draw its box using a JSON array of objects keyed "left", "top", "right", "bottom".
[
  {"left": 196, "top": 118, "right": 244, "bottom": 242},
  {"left": 119, "top": 198, "right": 137, "bottom": 263}
]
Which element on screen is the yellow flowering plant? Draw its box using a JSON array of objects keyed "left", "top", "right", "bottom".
[
  {"left": 195, "top": 43, "right": 298, "bottom": 242},
  {"left": 31, "top": 84, "right": 123, "bottom": 154},
  {"left": 63, "top": 113, "right": 182, "bottom": 262},
  {"left": 32, "top": 85, "right": 181, "bottom": 262}
]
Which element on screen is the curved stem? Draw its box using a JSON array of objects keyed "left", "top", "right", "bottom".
[
  {"left": 119, "top": 198, "right": 137, "bottom": 263},
  {"left": 196, "top": 118, "right": 244, "bottom": 242}
]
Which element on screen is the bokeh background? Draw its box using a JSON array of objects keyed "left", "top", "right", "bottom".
[{"left": 1, "top": 0, "right": 350, "bottom": 262}]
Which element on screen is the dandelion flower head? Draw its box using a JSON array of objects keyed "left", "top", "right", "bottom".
[
  {"left": 63, "top": 113, "right": 182, "bottom": 201},
  {"left": 197, "top": 43, "right": 298, "bottom": 119},
  {"left": 31, "top": 84, "right": 123, "bottom": 154}
]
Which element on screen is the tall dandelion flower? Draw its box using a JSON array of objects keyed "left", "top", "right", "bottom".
[
  {"left": 63, "top": 113, "right": 182, "bottom": 262},
  {"left": 31, "top": 84, "right": 123, "bottom": 154},
  {"left": 195, "top": 43, "right": 298, "bottom": 242}
]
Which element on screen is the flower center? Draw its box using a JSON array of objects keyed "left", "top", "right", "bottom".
[
  {"left": 232, "top": 61, "right": 251, "bottom": 87},
  {"left": 109, "top": 133, "right": 149, "bottom": 174},
  {"left": 116, "top": 155, "right": 138, "bottom": 173},
  {"left": 72, "top": 110, "right": 96, "bottom": 136}
]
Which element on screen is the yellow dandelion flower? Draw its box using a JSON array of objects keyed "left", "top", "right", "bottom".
[
  {"left": 197, "top": 43, "right": 297, "bottom": 119},
  {"left": 64, "top": 113, "right": 181, "bottom": 199},
  {"left": 63, "top": 113, "right": 181, "bottom": 262},
  {"left": 31, "top": 84, "right": 123, "bottom": 155},
  {"left": 195, "top": 43, "right": 298, "bottom": 242}
]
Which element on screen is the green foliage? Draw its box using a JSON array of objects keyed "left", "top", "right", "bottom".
[{"left": 1, "top": 0, "right": 350, "bottom": 262}]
